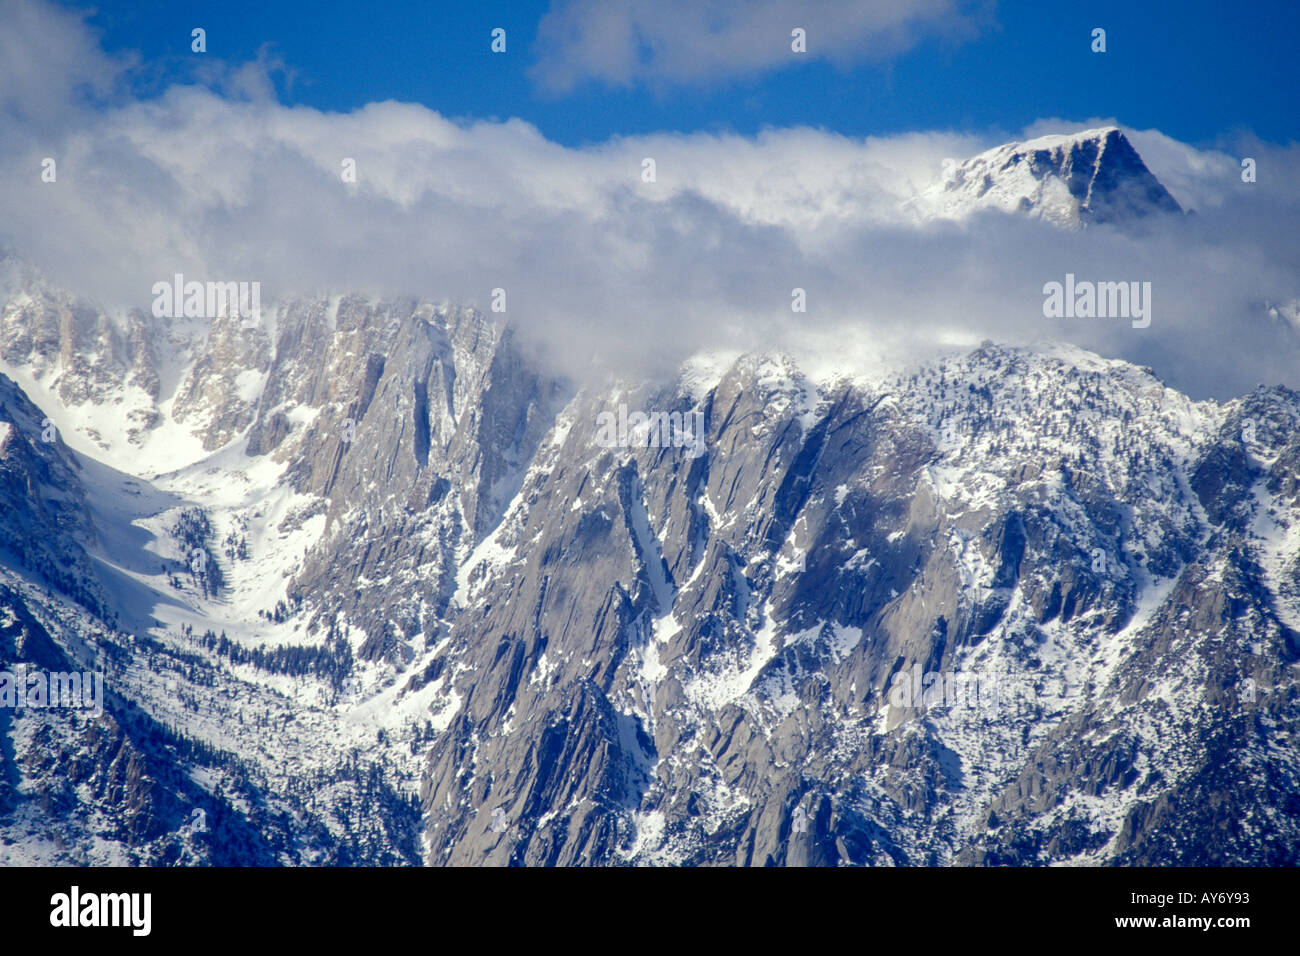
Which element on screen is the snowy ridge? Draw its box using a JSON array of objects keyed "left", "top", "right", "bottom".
[{"left": 913, "top": 126, "right": 1183, "bottom": 228}]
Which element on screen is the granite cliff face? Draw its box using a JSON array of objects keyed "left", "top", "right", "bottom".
[{"left": 411, "top": 346, "right": 1298, "bottom": 865}]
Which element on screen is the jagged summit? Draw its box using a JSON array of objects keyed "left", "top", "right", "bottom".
[{"left": 919, "top": 126, "right": 1183, "bottom": 228}]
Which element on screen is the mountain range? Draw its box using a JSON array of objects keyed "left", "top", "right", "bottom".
[{"left": 1, "top": 128, "right": 1296, "bottom": 866}]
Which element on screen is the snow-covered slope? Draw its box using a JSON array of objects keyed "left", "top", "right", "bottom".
[{"left": 914, "top": 127, "right": 1183, "bottom": 228}]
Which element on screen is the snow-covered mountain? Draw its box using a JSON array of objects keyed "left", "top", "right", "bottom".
[
  {"left": 1, "top": 131, "right": 1296, "bottom": 867},
  {"left": 916, "top": 127, "right": 1184, "bottom": 228}
]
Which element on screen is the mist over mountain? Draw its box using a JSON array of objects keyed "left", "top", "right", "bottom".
[{"left": 2, "top": 2, "right": 1299, "bottom": 400}]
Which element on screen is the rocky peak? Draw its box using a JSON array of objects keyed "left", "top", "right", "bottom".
[{"left": 920, "top": 127, "right": 1183, "bottom": 227}]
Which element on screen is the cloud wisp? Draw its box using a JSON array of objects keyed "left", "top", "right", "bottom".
[{"left": 528, "top": 0, "right": 991, "bottom": 93}]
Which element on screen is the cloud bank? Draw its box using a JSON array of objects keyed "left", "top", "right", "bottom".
[{"left": 2, "top": 0, "right": 1298, "bottom": 399}]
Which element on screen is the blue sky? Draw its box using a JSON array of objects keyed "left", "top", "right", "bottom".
[{"left": 74, "top": 0, "right": 1299, "bottom": 147}]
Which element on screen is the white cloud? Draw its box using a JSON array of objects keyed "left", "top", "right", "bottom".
[
  {"left": 0, "top": 0, "right": 130, "bottom": 131},
  {"left": 1, "top": 0, "right": 1298, "bottom": 400},
  {"left": 529, "top": 0, "right": 990, "bottom": 92}
]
